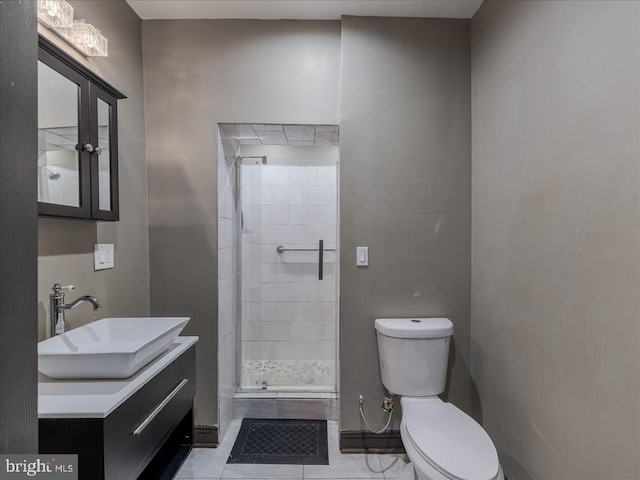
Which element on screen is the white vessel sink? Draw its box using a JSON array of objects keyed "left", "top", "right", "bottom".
[{"left": 38, "top": 317, "right": 190, "bottom": 379}]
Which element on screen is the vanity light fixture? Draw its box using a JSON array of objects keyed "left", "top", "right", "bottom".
[
  {"left": 60, "top": 20, "right": 109, "bottom": 57},
  {"left": 37, "top": 0, "right": 108, "bottom": 57},
  {"left": 37, "top": 0, "right": 74, "bottom": 30}
]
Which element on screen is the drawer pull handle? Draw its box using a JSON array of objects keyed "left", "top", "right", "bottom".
[{"left": 132, "top": 379, "right": 188, "bottom": 436}]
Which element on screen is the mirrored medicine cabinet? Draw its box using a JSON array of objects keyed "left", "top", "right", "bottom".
[{"left": 38, "top": 36, "right": 126, "bottom": 221}]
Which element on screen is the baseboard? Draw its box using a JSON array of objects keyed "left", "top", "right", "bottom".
[
  {"left": 194, "top": 425, "right": 219, "bottom": 448},
  {"left": 339, "top": 430, "right": 405, "bottom": 453}
]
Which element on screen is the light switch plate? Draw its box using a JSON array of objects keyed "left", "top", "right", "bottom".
[
  {"left": 356, "top": 246, "right": 369, "bottom": 267},
  {"left": 94, "top": 243, "right": 114, "bottom": 270}
]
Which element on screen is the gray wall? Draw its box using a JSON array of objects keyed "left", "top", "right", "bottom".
[
  {"left": 37, "top": 0, "right": 150, "bottom": 339},
  {"left": 340, "top": 16, "right": 472, "bottom": 430},
  {"left": 0, "top": 0, "right": 38, "bottom": 453},
  {"left": 142, "top": 19, "right": 341, "bottom": 426},
  {"left": 470, "top": 1, "right": 640, "bottom": 478}
]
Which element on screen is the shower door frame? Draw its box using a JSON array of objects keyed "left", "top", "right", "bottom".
[{"left": 236, "top": 156, "right": 340, "bottom": 395}]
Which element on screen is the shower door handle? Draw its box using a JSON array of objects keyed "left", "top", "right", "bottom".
[{"left": 318, "top": 239, "right": 324, "bottom": 280}]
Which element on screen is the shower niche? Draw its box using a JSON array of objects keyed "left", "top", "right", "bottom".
[{"left": 217, "top": 123, "right": 339, "bottom": 403}]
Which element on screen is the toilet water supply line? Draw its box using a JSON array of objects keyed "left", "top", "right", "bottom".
[{"left": 359, "top": 394, "right": 395, "bottom": 434}]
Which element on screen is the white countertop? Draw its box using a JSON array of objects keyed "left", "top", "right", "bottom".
[{"left": 38, "top": 336, "right": 198, "bottom": 419}]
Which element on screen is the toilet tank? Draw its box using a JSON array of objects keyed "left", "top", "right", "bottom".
[{"left": 375, "top": 318, "right": 453, "bottom": 396}]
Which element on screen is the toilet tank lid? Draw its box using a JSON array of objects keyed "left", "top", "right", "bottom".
[{"left": 375, "top": 318, "right": 453, "bottom": 339}]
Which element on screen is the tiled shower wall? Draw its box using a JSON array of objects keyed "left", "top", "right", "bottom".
[
  {"left": 37, "top": 158, "right": 79, "bottom": 206},
  {"left": 217, "top": 131, "right": 240, "bottom": 440},
  {"left": 37, "top": 158, "right": 111, "bottom": 209},
  {"left": 241, "top": 163, "right": 337, "bottom": 389}
]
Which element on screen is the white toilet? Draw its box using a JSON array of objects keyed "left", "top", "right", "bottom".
[{"left": 375, "top": 318, "right": 504, "bottom": 480}]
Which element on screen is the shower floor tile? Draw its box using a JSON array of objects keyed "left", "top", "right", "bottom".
[{"left": 241, "top": 359, "right": 335, "bottom": 389}]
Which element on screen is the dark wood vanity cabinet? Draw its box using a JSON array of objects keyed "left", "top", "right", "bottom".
[
  {"left": 39, "top": 344, "right": 196, "bottom": 480},
  {"left": 37, "top": 36, "right": 125, "bottom": 221}
]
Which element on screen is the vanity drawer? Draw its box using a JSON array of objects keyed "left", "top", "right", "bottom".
[{"left": 104, "top": 345, "right": 196, "bottom": 480}]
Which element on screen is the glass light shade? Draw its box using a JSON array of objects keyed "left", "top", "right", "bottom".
[
  {"left": 37, "top": 0, "right": 74, "bottom": 29},
  {"left": 61, "top": 20, "right": 108, "bottom": 57}
]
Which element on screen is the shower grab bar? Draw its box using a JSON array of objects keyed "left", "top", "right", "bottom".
[
  {"left": 276, "top": 241, "right": 335, "bottom": 280},
  {"left": 276, "top": 245, "right": 336, "bottom": 253}
]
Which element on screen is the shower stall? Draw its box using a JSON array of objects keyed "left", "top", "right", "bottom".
[{"left": 218, "top": 123, "right": 339, "bottom": 399}]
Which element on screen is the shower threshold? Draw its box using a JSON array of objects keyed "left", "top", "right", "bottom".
[
  {"left": 239, "top": 385, "right": 336, "bottom": 394},
  {"left": 233, "top": 390, "right": 338, "bottom": 420}
]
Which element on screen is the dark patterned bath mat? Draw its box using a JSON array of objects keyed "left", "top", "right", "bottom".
[{"left": 227, "top": 418, "right": 328, "bottom": 465}]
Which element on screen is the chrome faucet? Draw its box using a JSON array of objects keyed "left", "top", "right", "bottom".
[{"left": 50, "top": 283, "right": 102, "bottom": 336}]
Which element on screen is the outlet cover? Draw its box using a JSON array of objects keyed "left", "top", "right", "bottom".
[{"left": 94, "top": 243, "right": 114, "bottom": 270}]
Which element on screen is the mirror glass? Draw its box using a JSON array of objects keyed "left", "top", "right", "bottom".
[
  {"left": 37, "top": 61, "right": 80, "bottom": 207},
  {"left": 97, "top": 98, "right": 111, "bottom": 211}
]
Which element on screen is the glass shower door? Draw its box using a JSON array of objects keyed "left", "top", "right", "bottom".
[{"left": 239, "top": 160, "right": 337, "bottom": 391}]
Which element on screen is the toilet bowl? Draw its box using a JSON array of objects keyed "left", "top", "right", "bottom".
[
  {"left": 400, "top": 397, "right": 504, "bottom": 480},
  {"left": 375, "top": 318, "right": 504, "bottom": 480}
]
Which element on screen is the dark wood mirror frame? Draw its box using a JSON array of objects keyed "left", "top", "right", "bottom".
[{"left": 38, "top": 35, "right": 126, "bottom": 221}]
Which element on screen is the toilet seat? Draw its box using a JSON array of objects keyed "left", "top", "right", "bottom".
[{"left": 402, "top": 398, "right": 500, "bottom": 480}]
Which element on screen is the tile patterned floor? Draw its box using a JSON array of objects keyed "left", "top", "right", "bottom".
[{"left": 176, "top": 420, "right": 415, "bottom": 480}]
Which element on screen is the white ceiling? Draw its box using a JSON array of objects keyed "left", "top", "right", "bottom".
[{"left": 126, "top": 0, "right": 483, "bottom": 20}]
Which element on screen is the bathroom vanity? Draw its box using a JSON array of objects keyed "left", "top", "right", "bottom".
[{"left": 39, "top": 336, "right": 198, "bottom": 480}]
